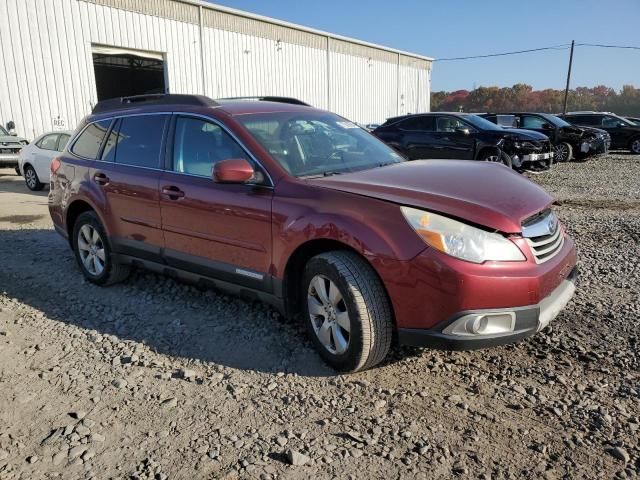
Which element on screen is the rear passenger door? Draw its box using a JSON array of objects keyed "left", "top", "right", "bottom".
[
  {"left": 396, "top": 116, "right": 439, "bottom": 159},
  {"left": 158, "top": 115, "right": 273, "bottom": 292},
  {"left": 94, "top": 114, "right": 168, "bottom": 261}
]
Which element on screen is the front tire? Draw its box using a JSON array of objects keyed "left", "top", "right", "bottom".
[
  {"left": 72, "top": 211, "right": 130, "bottom": 286},
  {"left": 302, "top": 251, "right": 393, "bottom": 373},
  {"left": 479, "top": 150, "right": 512, "bottom": 168},
  {"left": 24, "top": 165, "right": 44, "bottom": 191},
  {"left": 554, "top": 142, "right": 573, "bottom": 162},
  {"left": 630, "top": 137, "right": 640, "bottom": 154}
]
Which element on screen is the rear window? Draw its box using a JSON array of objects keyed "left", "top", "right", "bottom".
[
  {"left": 71, "top": 120, "right": 111, "bottom": 159},
  {"left": 102, "top": 115, "right": 167, "bottom": 168}
]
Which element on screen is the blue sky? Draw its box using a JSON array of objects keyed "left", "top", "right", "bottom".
[{"left": 208, "top": 0, "right": 640, "bottom": 92}]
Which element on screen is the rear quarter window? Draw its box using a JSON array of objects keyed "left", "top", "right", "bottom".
[{"left": 71, "top": 120, "right": 112, "bottom": 159}]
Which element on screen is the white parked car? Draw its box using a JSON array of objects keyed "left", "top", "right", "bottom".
[{"left": 18, "top": 130, "right": 72, "bottom": 190}]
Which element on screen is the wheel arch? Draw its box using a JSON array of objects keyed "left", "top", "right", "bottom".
[
  {"left": 65, "top": 199, "right": 108, "bottom": 249},
  {"left": 282, "top": 238, "right": 396, "bottom": 328}
]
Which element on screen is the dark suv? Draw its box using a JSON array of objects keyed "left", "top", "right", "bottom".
[
  {"left": 561, "top": 112, "right": 640, "bottom": 154},
  {"left": 372, "top": 113, "right": 554, "bottom": 171},
  {"left": 480, "top": 112, "right": 610, "bottom": 162},
  {"left": 49, "top": 94, "right": 577, "bottom": 372}
]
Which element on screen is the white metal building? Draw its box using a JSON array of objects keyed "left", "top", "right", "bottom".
[{"left": 0, "top": 0, "right": 433, "bottom": 139}]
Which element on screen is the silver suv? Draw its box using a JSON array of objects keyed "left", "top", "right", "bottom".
[{"left": 0, "top": 123, "right": 29, "bottom": 174}]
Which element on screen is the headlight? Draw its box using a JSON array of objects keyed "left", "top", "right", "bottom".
[
  {"left": 400, "top": 206, "right": 526, "bottom": 263},
  {"left": 20, "top": 140, "right": 28, "bottom": 145}
]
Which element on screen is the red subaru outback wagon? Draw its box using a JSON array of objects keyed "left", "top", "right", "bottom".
[{"left": 49, "top": 94, "right": 577, "bottom": 372}]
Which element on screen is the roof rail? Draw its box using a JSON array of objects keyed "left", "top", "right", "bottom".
[
  {"left": 91, "top": 94, "right": 219, "bottom": 114},
  {"left": 216, "top": 96, "right": 311, "bottom": 106}
]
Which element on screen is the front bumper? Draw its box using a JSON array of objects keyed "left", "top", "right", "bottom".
[
  {"left": 0, "top": 153, "right": 20, "bottom": 167},
  {"left": 398, "top": 266, "right": 577, "bottom": 349}
]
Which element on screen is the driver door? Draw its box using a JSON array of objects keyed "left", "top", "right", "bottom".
[
  {"left": 434, "top": 115, "right": 475, "bottom": 159},
  {"left": 159, "top": 114, "right": 274, "bottom": 291}
]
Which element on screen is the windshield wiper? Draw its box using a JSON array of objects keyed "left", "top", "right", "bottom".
[{"left": 300, "top": 170, "right": 343, "bottom": 179}]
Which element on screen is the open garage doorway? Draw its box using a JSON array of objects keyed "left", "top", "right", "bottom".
[{"left": 92, "top": 45, "right": 167, "bottom": 101}]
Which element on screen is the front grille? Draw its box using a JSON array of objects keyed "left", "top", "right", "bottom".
[
  {"left": 522, "top": 211, "right": 564, "bottom": 264},
  {"left": 0, "top": 148, "right": 21, "bottom": 154}
]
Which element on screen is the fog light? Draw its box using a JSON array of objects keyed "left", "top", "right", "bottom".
[{"left": 444, "top": 312, "right": 516, "bottom": 336}]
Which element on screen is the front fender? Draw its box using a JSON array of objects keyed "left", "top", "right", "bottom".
[{"left": 271, "top": 181, "right": 427, "bottom": 278}]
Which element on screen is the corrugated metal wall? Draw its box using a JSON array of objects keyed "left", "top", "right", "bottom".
[{"left": 0, "top": 0, "right": 431, "bottom": 139}]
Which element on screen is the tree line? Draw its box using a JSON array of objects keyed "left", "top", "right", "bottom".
[{"left": 431, "top": 84, "right": 640, "bottom": 116}]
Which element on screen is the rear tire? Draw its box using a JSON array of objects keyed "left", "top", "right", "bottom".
[
  {"left": 72, "top": 211, "right": 130, "bottom": 286},
  {"left": 479, "top": 150, "right": 512, "bottom": 168},
  {"left": 630, "top": 137, "right": 640, "bottom": 154},
  {"left": 554, "top": 142, "right": 573, "bottom": 162},
  {"left": 302, "top": 251, "right": 393, "bottom": 373},
  {"left": 15, "top": 166, "right": 21, "bottom": 176},
  {"left": 24, "top": 165, "right": 44, "bottom": 191}
]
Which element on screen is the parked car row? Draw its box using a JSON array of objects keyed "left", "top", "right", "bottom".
[
  {"left": 479, "top": 112, "right": 610, "bottom": 162},
  {"left": 559, "top": 111, "right": 640, "bottom": 154},
  {"left": 46, "top": 94, "right": 579, "bottom": 372},
  {"left": 372, "top": 112, "right": 554, "bottom": 171},
  {"left": 370, "top": 110, "right": 623, "bottom": 172}
]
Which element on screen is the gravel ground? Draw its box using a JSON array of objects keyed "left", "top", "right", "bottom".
[{"left": 0, "top": 153, "right": 638, "bottom": 480}]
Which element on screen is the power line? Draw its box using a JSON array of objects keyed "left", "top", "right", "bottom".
[
  {"left": 576, "top": 42, "right": 640, "bottom": 50},
  {"left": 434, "top": 44, "right": 570, "bottom": 62},
  {"left": 434, "top": 43, "right": 640, "bottom": 62}
]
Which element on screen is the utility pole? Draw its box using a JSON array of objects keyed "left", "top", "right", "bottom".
[{"left": 562, "top": 40, "right": 575, "bottom": 114}]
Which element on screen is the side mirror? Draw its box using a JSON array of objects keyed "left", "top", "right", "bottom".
[
  {"left": 541, "top": 122, "right": 553, "bottom": 130},
  {"left": 455, "top": 127, "right": 470, "bottom": 135},
  {"left": 213, "top": 158, "right": 255, "bottom": 184},
  {"left": 618, "top": 122, "right": 628, "bottom": 128}
]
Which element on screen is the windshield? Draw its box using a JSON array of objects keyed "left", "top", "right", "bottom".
[
  {"left": 0, "top": 126, "right": 8, "bottom": 135},
  {"left": 541, "top": 113, "right": 571, "bottom": 128},
  {"left": 627, "top": 117, "right": 640, "bottom": 126},
  {"left": 462, "top": 114, "right": 504, "bottom": 131},
  {"left": 237, "top": 112, "right": 405, "bottom": 177}
]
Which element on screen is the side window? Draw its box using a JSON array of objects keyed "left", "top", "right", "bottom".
[
  {"left": 71, "top": 120, "right": 111, "bottom": 159},
  {"left": 397, "top": 116, "right": 434, "bottom": 132},
  {"left": 566, "top": 115, "right": 592, "bottom": 126},
  {"left": 110, "top": 115, "right": 167, "bottom": 168},
  {"left": 37, "top": 134, "right": 60, "bottom": 151},
  {"left": 57, "top": 134, "right": 70, "bottom": 152},
  {"left": 602, "top": 116, "right": 620, "bottom": 128},
  {"left": 172, "top": 116, "right": 249, "bottom": 177},
  {"left": 520, "top": 115, "right": 547, "bottom": 129},
  {"left": 496, "top": 115, "right": 517, "bottom": 127},
  {"left": 436, "top": 116, "right": 467, "bottom": 132}
]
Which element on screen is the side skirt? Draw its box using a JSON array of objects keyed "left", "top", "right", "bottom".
[{"left": 111, "top": 253, "right": 286, "bottom": 315}]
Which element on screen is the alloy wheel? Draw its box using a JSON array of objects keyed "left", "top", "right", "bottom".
[
  {"left": 25, "top": 168, "right": 37, "bottom": 189},
  {"left": 632, "top": 139, "right": 640, "bottom": 154},
  {"left": 307, "top": 275, "right": 351, "bottom": 355},
  {"left": 555, "top": 144, "right": 569, "bottom": 162},
  {"left": 77, "top": 224, "right": 106, "bottom": 276}
]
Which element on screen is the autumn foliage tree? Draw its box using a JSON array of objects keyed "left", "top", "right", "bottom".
[{"left": 431, "top": 84, "right": 640, "bottom": 116}]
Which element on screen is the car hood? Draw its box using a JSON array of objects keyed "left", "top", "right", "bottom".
[
  {"left": 573, "top": 125, "right": 609, "bottom": 137},
  {"left": 307, "top": 160, "right": 554, "bottom": 233},
  {"left": 497, "top": 128, "right": 549, "bottom": 140},
  {"left": 0, "top": 135, "right": 26, "bottom": 144}
]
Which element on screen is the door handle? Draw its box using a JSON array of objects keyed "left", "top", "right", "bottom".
[
  {"left": 93, "top": 172, "right": 110, "bottom": 186},
  {"left": 161, "top": 185, "right": 185, "bottom": 200}
]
